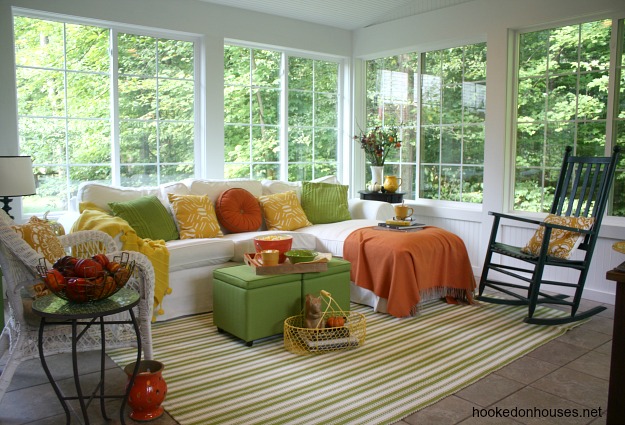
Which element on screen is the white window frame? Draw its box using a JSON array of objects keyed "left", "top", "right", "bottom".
[{"left": 224, "top": 40, "right": 347, "bottom": 182}]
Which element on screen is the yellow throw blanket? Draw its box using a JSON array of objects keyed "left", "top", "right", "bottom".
[{"left": 72, "top": 203, "right": 171, "bottom": 321}]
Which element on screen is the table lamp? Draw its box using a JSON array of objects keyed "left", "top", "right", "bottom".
[{"left": 0, "top": 156, "right": 37, "bottom": 219}]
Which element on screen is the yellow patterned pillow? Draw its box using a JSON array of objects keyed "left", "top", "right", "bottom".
[
  {"left": 12, "top": 216, "right": 66, "bottom": 265},
  {"left": 258, "top": 190, "right": 312, "bottom": 231},
  {"left": 168, "top": 193, "right": 223, "bottom": 239},
  {"left": 521, "top": 214, "right": 595, "bottom": 259}
]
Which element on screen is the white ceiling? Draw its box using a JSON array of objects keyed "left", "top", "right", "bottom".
[{"left": 197, "top": 0, "right": 476, "bottom": 30}]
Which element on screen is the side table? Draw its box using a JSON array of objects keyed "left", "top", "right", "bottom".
[
  {"left": 605, "top": 267, "right": 625, "bottom": 424},
  {"left": 358, "top": 190, "right": 404, "bottom": 203},
  {"left": 32, "top": 287, "right": 142, "bottom": 425}
]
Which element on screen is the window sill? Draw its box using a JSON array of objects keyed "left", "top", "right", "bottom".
[{"left": 402, "top": 198, "right": 482, "bottom": 222}]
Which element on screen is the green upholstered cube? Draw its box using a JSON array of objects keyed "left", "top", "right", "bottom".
[
  {"left": 213, "top": 265, "right": 301, "bottom": 345},
  {"left": 301, "top": 258, "right": 351, "bottom": 312}
]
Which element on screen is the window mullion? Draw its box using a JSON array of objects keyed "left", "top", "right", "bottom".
[
  {"left": 62, "top": 23, "right": 71, "bottom": 205},
  {"left": 110, "top": 28, "right": 121, "bottom": 186},
  {"left": 605, "top": 18, "right": 623, "bottom": 154},
  {"left": 280, "top": 53, "right": 288, "bottom": 180}
]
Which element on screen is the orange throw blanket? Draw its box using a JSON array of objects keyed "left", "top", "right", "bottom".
[{"left": 343, "top": 226, "right": 476, "bottom": 317}]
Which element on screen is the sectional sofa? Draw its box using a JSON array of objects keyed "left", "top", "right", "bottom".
[{"left": 61, "top": 177, "right": 394, "bottom": 321}]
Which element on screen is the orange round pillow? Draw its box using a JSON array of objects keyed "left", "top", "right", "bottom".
[{"left": 215, "top": 188, "right": 263, "bottom": 233}]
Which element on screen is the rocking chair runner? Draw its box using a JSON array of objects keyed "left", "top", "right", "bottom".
[
  {"left": 0, "top": 209, "right": 155, "bottom": 403},
  {"left": 478, "top": 146, "right": 621, "bottom": 325}
]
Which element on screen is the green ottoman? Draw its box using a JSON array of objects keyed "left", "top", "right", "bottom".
[
  {"left": 301, "top": 258, "right": 351, "bottom": 312},
  {"left": 213, "top": 265, "right": 301, "bottom": 346}
]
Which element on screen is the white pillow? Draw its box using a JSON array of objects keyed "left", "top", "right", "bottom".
[{"left": 77, "top": 182, "right": 162, "bottom": 212}]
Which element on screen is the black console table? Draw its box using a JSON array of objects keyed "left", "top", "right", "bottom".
[{"left": 358, "top": 190, "right": 404, "bottom": 203}]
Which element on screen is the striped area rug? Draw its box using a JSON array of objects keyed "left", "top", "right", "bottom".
[{"left": 109, "top": 300, "right": 582, "bottom": 425}]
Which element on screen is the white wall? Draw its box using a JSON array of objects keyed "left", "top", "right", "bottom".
[{"left": 353, "top": 0, "right": 625, "bottom": 304}]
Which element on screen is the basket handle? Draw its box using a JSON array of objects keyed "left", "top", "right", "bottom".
[{"left": 320, "top": 290, "right": 331, "bottom": 298}]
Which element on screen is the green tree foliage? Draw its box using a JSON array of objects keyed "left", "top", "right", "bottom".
[
  {"left": 223, "top": 45, "right": 339, "bottom": 181},
  {"left": 14, "top": 16, "right": 196, "bottom": 213},
  {"left": 516, "top": 19, "right": 624, "bottom": 214},
  {"left": 367, "top": 44, "right": 486, "bottom": 202}
]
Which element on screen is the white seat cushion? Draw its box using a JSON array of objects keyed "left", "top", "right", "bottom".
[{"left": 294, "top": 219, "right": 378, "bottom": 257}]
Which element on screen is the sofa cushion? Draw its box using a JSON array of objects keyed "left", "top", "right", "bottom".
[
  {"left": 295, "top": 219, "right": 380, "bottom": 257},
  {"left": 521, "top": 214, "right": 595, "bottom": 259},
  {"left": 261, "top": 175, "right": 339, "bottom": 200},
  {"left": 301, "top": 181, "right": 351, "bottom": 224},
  {"left": 168, "top": 193, "right": 223, "bottom": 239},
  {"left": 167, "top": 238, "right": 235, "bottom": 271},
  {"left": 109, "top": 195, "right": 179, "bottom": 241},
  {"left": 186, "top": 179, "right": 263, "bottom": 205},
  {"left": 215, "top": 188, "right": 263, "bottom": 234},
  {"left": 77, "top": 182, "right": 163, "bottom": 212},
  {"left": 12, "top": 216, "right": 66, "bottom": 265},
  {"left": 258, "top": 190, "right": 312, "bottom": 231}
]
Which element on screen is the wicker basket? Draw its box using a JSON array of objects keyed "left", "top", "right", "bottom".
[{"left": 284, "top": 290, "right": 366, "bottom": 355}]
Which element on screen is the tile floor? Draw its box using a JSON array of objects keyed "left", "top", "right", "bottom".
[{"left": 0, "top": 297, "right": 614, "bottom": 424}]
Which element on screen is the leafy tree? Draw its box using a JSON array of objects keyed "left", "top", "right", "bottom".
[{"left": 14, "top": 16, "right": 196, "bottom": 213}]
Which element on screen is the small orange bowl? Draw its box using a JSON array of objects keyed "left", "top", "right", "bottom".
[{"left": 254, "top": 235, "right": 293, "bottom": 263}]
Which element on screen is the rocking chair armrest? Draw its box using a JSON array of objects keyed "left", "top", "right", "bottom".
[
  {"left": 539, "top": 220, "right": 594, "bottom": 235},
  {"left": 488, "top": 211, "right": 542, "bottom": 226}
]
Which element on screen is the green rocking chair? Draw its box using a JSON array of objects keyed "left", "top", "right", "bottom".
[{"left": 478, "top": 146, "right": 621, "bottom": 325}]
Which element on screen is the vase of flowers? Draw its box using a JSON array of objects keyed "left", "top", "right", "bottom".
[
  {"left": 354, "top": 125, "right": 401, "bottom": 189},
  {"left": 370, "top": 166, "right": 384, "bottom": 187}
]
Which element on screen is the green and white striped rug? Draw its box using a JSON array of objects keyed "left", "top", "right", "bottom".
[{"left": 109, "top": 300, "right": 582, "bottom": 425}]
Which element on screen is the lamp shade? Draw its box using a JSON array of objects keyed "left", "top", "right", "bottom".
[{"left": 0, "top": 156, "right": 36, "bottom": 197}]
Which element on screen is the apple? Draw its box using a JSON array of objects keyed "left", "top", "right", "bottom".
[
  {"left": 74, "top": 258, "right": 104, "bottom": 279},
  {"left": 102, "top": 276, "right": 117, "bottom": 297},
  {"left": 106, "top": 261, "right": 122, "bottom": 273},
  {"left": 65, "top": 277, "right": 89, "bottom": 302},
  {"left": 92, "top": 253, "right": 110, "bottom": 267},
  {"left": 53, "top": 255, "right": 78, "bottom": 273},
  {"left": 114, "top": 267, "right": 131, "bottom": 288},
  {"left": 44, "top": 269, "right": 66, "bottom": 292}
]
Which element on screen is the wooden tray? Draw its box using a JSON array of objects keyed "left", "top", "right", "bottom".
[{"left": 244, "top": 253, "right": 329, "bottom": 275}]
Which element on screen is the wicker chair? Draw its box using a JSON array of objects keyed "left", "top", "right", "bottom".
[{"left": 0, "top": 209, "right": 155, "bottom": 403}]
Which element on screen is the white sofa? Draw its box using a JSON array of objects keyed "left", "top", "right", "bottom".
[{"left": 61, "top": 177, "right": 394, "bottom": 321}]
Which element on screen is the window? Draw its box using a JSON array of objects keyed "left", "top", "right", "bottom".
[
  {"left": 14, "top": 14, "right": 197, "bottom": 214},
  {"left": 224, "top": 44, "right": 340, "bottom": 181},
  {"left": 366, "top": 54, "right": 418, "bottom": 196},
  {"left": 514, "top": 19, "right": 624, "bottom": 215},
  {"left": 365, "top": 42, "right": 487, "bottom": 202},
  {"left": 612, "top": 19, "right": 625, "bottom": 216},
  {"left": 420, "top": 44, "right": 486, "bottom": 203}
]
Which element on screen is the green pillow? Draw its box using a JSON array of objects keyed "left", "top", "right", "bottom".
[
  {"left": 109, "top": 195, "right": 179, "bottom": 241},
  {"left": 301, "top": 181, "right": 351, "bottom": 224}
]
